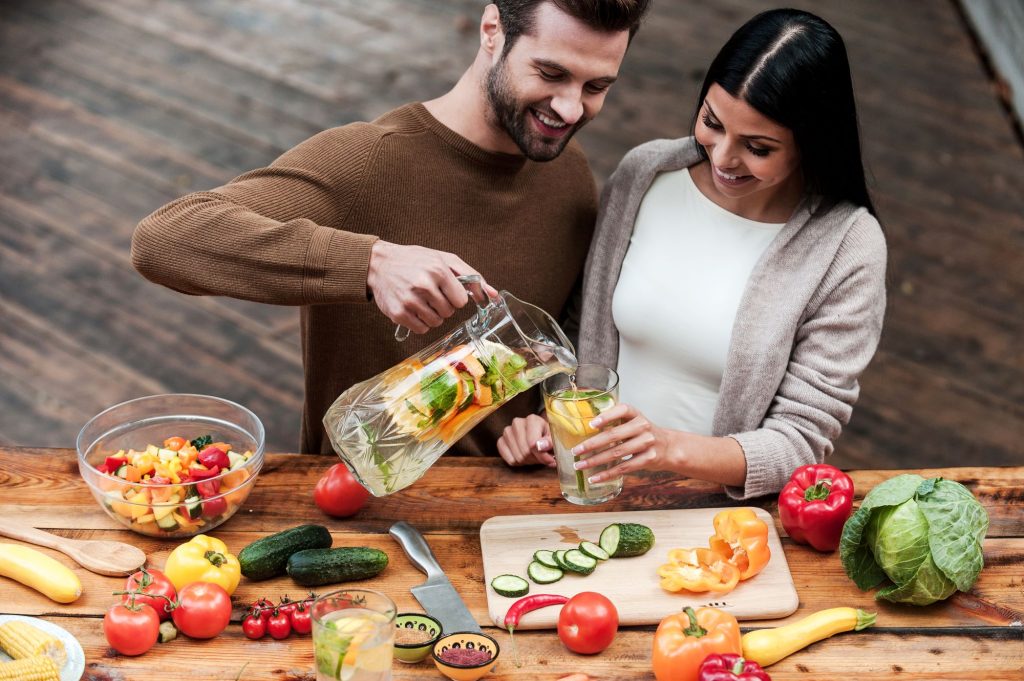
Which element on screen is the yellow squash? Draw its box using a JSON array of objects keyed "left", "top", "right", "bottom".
[
  {"left": 741, "top": 607, "right": 876, "bottom": 667},
  {"left": 0, "top": 544, "right": 82, "bottom": 604}
]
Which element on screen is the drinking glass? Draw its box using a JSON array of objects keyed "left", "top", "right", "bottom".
[
  {"left": 543, "top": 364, "right": 623, "bottom": 505},
  {"left": 312, "top": 589, "right": 396, "bottom": 681}
]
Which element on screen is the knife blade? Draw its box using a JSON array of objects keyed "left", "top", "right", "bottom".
[{"left": 389, "top": 521, "right": 482, "bottom": 634}]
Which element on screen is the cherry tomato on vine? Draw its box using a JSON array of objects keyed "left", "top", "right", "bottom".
[
  {"left": 172, "top": 582, "right": 232, "bottom": 639},
  {"left": 277, "top": 595, "right": 298, "bottom": 617},
  {"left": 242, "top": 611, "right": 266, "bottom": 640},
  {"left": 557, "top": 592, "right": 619, "bottom": 654},
  {"left": 251, "top": 597, "right": 274, "bottom": 622},
  {"left": 313, "top": 463, "right": 370, "bottom": 517},
  {"left": 104, "top": 602, "right": 160, "bottom": 656},
  {"left": 290, "top": 602, "right": 312, "bottom": 635},
  {"left": 268, "top": 610, "right": 292, "bottom": 640},
  {"left": 124, "top": 568, "right": 177, "bottom": 622}
]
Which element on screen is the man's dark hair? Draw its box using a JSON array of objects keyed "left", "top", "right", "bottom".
[{"left": 494, "top": 0, "right": 652, "bottom": 55}]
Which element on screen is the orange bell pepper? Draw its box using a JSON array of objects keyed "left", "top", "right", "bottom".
[
  {"left": 653, "top": 606, "right": 742, "bottom": 681},
  {"left": 708, "top": 508, "right": 771, "bottom": 581},
  {"left": 658, "top": 548, "right": 741, "bottom": 594}
]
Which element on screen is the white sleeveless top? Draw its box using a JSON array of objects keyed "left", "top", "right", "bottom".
[{"left": 611, "top": 168, "right": 785, "bottom": 435}]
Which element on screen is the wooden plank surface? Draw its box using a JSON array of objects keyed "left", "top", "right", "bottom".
[
  {"left": 3, "top": 452, "right": 1022, "bottom": 537},
  {"left": 1, "top": 449, "right": 1022, "bottom": 680},
  {"left": 480, "top": 508, "right": 798, "bottom": 628},
  {"left": 0, "top": 0, "right": 1022, "bottom": 473}
]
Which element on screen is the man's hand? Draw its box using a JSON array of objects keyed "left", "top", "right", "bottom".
[{"left": 367, "top": 240, "right": 494, "bottom": 334}]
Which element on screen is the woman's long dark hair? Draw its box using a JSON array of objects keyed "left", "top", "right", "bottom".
[{"left": 693, "top": 9, "right": 877, "bottom": 217}]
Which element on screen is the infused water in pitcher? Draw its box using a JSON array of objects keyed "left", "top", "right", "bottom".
[{"left": 323, "top": 276, "right": 577, "bottom": 496}]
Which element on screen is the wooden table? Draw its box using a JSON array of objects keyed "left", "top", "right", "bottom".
[{"left": 2, "top": 448, "right": 1022, "bottom": 680}]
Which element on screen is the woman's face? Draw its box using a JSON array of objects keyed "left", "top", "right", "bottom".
[{"left": 694, "top": 84, "right": 802, "bottom": 203}]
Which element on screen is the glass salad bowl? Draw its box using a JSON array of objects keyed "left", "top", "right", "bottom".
[{"left": 77, "top": 394, "right": 265, "bottom": 538}]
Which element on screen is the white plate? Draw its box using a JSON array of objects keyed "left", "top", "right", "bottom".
[{"left": 0, "top": 614, "right": 85, "bottom": 681}]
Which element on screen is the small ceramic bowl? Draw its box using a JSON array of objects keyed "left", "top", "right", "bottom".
[
  {"left": 431, "top": 631, "right": 500, "bottom": 681},
  {"left": 393, "top": 612, "right": 443, "bottom": 663}
]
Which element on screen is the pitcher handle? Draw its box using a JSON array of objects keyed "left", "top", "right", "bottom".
[{"left": 394, "top": 274, "right": 491, "bottom": 342}]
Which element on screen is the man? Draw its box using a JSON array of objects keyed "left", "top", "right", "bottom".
[{"left": 131, "top": 0, "right": 651, "bottom": 461}]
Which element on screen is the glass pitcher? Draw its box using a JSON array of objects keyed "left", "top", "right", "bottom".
[{"left": 323, "top": 276, "right": 578, "bottom": 496}]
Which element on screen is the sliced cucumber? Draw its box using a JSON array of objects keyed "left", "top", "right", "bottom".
[
  {"left": 227, "top": 451, "right": 247, "bottom": 470},
  {"left": 533, "top": 550, "right": 559, "bottom": 569},
  {"left": 527, "top": 561, "right": 563, "bottom": 584},
  {"left": 599, "top": 523, "right": 656, "bottom": 558},
  {"left": 490, "top": 574, "right": 530, "bottom": 598},
  {"left": 579, "top": 541, "right": 610, "bottom": 561},
  {"left": 553, "top": 550, "right": 570, "bottom": 570},
  {"left": 155, "top": 513, "right": 178, "bottom": 531},
  {"left": 563, "top": 549, "right": 597, "bottom": 575},
  {"left": 184, "top": 493, "right": 203, "bottom": 520}
]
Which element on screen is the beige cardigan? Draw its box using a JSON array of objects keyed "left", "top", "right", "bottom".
[{"left": 577, "top": 137, "right": 887, "bottom": 499}]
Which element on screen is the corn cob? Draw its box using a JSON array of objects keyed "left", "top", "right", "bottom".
[
  {"left": 0, "top": 655, "right": 60, "bottom": 681},
  {"left": 0, "top": 621, "right": 66, "bottom": 666}
]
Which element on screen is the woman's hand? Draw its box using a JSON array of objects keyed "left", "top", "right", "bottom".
[
  {"left": 497, "top": 414, "right": 555, "bottom": 467},
  {"left": 571, "top": 403, "right": 678, "bottom": 482}
]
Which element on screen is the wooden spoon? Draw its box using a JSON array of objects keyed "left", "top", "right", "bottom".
[{"left": 0, "top": 520, "right": 147, "bottom": 576}]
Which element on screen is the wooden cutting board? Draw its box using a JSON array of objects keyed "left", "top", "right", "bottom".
[{"left": 480, "top": 507, "right": 798, "bottom": 629}]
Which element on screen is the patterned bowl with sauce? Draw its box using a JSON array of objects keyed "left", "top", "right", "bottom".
[{"left": 431, "top": 631, "right": 500, "bottom": 681}]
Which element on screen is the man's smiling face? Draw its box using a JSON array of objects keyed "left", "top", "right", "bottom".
[{"left": 486, "top": 2, "right": 629, "bottom": 161}]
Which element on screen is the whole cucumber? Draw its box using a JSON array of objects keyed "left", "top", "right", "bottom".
[
  {"left": 286, "top": 547, "right": 389, "bottom": 586},
  {"left": 238, "top": 524, "right": 333, "bottom": 581}
]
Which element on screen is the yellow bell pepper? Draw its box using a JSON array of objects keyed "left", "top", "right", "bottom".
[{"left": 163, "top": 534, "right": 240, "bottom": 595}]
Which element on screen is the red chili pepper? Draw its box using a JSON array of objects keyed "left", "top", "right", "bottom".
[
  {"left": 503, "top": 594, "right": 568, "bottom": 668},
  {"left": 778, "top": 463, "right": 854, "bottom": 552},
  {"left": 698, "top": 653, "right": 772, "bottom": 681},
  {"left": 504, "top": 594, "right": 569, "bottom": 633}
]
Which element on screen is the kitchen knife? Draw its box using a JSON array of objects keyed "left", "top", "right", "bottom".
[{"left": 389, "top": 521, "right": 482, "bottom": 634}]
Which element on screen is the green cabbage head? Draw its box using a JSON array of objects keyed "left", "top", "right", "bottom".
[{"left": 839, "top": 475, "right": 988, "bottom": 606}]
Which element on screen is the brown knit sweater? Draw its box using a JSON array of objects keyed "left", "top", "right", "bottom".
[{"left": 132, "top": 103, "right": 597, "bottom": 455}]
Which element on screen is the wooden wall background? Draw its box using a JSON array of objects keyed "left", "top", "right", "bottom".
[{"left": 1, "top": 0, "right": 1021, "bottom": 470}]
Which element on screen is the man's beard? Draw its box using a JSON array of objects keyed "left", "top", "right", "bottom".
[{"left": 485, "top": 59, "right": 583, "bottom": 162}]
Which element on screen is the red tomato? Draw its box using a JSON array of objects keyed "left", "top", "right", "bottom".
[
  {"left": 172, "top": 582, "right": 232, "bottom": 639},
  {"left": 313, "top": 463, "right": 370, "bottom": 517},
  {"left": 104, "top": 603, "right": 160, "bottom": 656},
  {"left": 267, "top": 610, "right": 292, "bottom": 640},
  {"left": 277, "top": 595, "right": 298, "bottom": 616},
  {"left": 124, "top": 568, "right": 177, "bottom": 622},
  {"left": 251, "top": 597, "right": 275, "bottom": 622},
  {"left": 290, "top": 602, "right": 312, "bottom": 635},
  {"left": 242, "top": 611, "right": 266, "bottom": 640},
  {"left": 557, "top": 592, "right": 619, "bottom": 655}
]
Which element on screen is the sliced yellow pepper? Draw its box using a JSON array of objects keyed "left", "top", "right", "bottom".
[{"left": 163, "top": 534, "right": 240, "bottom": 595}]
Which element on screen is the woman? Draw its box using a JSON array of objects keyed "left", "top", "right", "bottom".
[{"left": 496, "top": 8, "right": 887, "bottom": 499}]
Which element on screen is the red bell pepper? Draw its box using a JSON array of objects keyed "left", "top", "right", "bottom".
[
  {"left": 698, "top": 653, "right": 771, "bottom": 681},
  {"left": 777, "top": 464, "right": 854, "bottom": 552},
  {"left": 104, "top": 455, "right": 128, "bottom": 470},
  {"left": 187, "top": 465, "right": 221, "bottom": 481},
  {"left": 198, "top": 446, "right": 230, "bottom": 471}
]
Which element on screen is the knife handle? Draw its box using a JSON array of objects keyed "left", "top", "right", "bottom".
[{"left": 389, "top": 521, "right": 445, "bottom": 580}]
